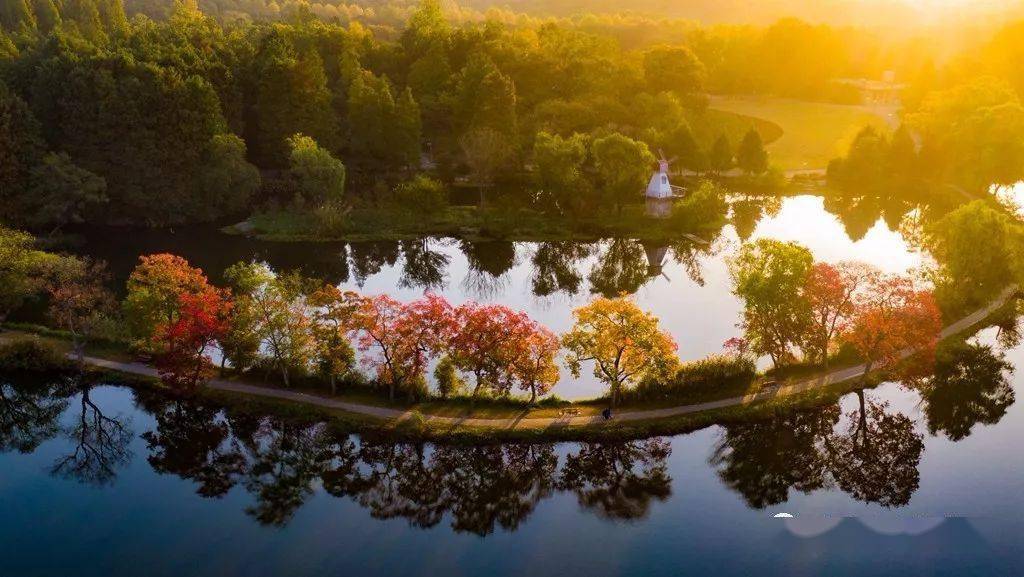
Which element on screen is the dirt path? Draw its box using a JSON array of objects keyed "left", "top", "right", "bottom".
[{"left": 17, "top": 285, "right": 1017, "bottom": 430}]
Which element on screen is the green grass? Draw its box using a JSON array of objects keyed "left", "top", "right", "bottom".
[
  {"left": 708, "top": 96, "right": 894, "bottom": 171},
  {"left": 685, "top": 106, "right": 785, "bottom": 150}
]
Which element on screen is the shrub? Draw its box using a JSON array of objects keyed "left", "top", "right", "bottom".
[
  {"left": 626, "top": 353, "right": 756, "bottom": 402},
  {"left": 392, "top": 176, "right": 448, "bottom": 214},
  {"left": 314, "top": 204, "right": 351, "bottom": 236},
  {"left": 671, "top": 180, "right": 728, "bottom": 231},
  {"left": 0, "top": 340, "right": 71, "bottom": 373}
]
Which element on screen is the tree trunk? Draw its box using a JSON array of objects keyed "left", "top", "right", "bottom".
[
  {"left": 389, "top": 382, "right": 396, "bottom": 402},
  {"left": 220, "top": 354, "right": 228, "bottom": 378},
  {"left": 330, "top": 374, "right": 337, "bottom": 396},
  {"left": 72, "top": 337, "right": 85, "bottom": 363},
  {"left": 529, "top": 387, "right": 537, "bottom": 405},
  {"left": 280, "top": 364, "right": 290, "bottom": 388}
]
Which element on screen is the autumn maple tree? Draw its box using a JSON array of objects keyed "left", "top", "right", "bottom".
[
  {"left": 510, "top": 322, "right": 561, "bottom": 404},
  {"left": 123, "top": 254, "right": 216, "bottom": 351},
  {"left": 154, "top": 289, "right": 232, "bottom": 394},
  {"left": 844, "top": 274, "right": 943, "bottom": 378},
  {"left": 448, "top": 302, "right": 534, "bottom": 401},
  {"left": 801, "top": 261, "right": 879, "bottom": 367},
  {"left": 562, "top": 296, "right": 679, "bottom": 407},
  {"left": 353, "top": 293, "right": 453, "bottom": 401},
  {"left": 308, "top": 284, "right": 361, "bottom": 394}
]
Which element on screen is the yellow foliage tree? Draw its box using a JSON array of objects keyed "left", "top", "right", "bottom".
[{"left": 562, "top": 296, "right": 679, "bottom": 408}]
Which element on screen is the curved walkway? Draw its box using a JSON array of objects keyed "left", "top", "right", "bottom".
[{"left": 67, "top": 285, "right": 1017, "bottom": 430}]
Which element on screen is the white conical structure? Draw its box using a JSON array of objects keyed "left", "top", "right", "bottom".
[{"left": 646, "top": 153, "right": 674, "bottom": 199}]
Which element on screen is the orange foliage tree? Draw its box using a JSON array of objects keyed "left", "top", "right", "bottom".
[
  {"left": 844, "top": 275, "right": 943, "bottom": 377},
  {"left": 562, "top": 296, "right": 679, "bottom": 408},
  {"left": 511, "top": 322, "right": 561, "bottom": 404},
  {"left": 123, "top": 254, "right": 216, "bottom": 351}
]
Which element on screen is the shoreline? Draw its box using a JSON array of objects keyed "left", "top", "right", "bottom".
[{"left": 4, "top": 285, "right": 1014, "bottom": 440}]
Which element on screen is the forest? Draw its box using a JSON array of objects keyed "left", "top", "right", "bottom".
[{"left": 2, "top": 0, "right": 1024, "bottom": 236}]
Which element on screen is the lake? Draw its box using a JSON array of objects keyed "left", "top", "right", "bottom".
[
  {"left": 0, "top": 319, "right": 1021, "bottom": 576},
  {"left": 57, "top": 195, "right": 925, "bottom": 399},
  {"left": 3, "top": 193, "right": 1022, "bottom": 576}
]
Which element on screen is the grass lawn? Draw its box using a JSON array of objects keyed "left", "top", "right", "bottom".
[{"left": 708, "top": 95, "right": 896, "bottom": 171}]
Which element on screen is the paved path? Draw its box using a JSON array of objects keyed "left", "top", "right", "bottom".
[{"left": 33, "top": 285, "right": 1020, "bottom": 430}]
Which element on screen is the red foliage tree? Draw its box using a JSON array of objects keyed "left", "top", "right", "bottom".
[
  {"left": 124, "top": 253, "right": 217, "bottom": 351},
  {"left": 845, "top": 275, "right": 942, "bottom": 378},
  {"left": 354, "top": 293, "right": 454, "bottom": 401},
  {"left": 448, "top": 302, "right": 535, "bottom": 400},
  {"left": 802, "top": 261, "right": 879, "bottom": 366},
  {"left": 155, "top": 290, "right": 232, "bottom": 395}
]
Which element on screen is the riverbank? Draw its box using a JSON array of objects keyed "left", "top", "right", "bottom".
[
  {"left": 2, "top": 284, "right": 1014, "bottom": 441},
  {"left": 222, "top": 193, "right": 734, "bottom": 243}
]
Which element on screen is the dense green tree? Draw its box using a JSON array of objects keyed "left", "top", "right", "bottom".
[
  {"left": 909, "top": 78, "right": 1024, "bottom": 192},
  {"left": 728, "top": 238, "right": 814, "bottom": 367},
  {"left": 347, "top": 70, "right": 421, "bottom": 170},
  {"left": 22, "top": 152, "right": 107, "bottom": 233},
  {"left": 253, "top": 35, "right": 338, "bottom": 166},
  {"left": 925, "top": 200, "right": 1022, "bottom": 312},
  {"left": 642, "top": 45, "right": 705, "bottom": 98},
  {"left": 591, "top": 132, "right": 654, "bottom": 215},
  {"left": 0, "top": 0, "right": 35, "bottom": 33},
  {"left": 708, "top": 134, "right": 733, "bottom": 175},
  {"left": 198, "top": 134, "right": 261, "bottom": 219},
  {"left": 288, "top": 133, "right": 346, "bottom": 207},
  {"left": 736, "top": 128, "right": 768, "bottom": 175},
  {"left": 30, "top": 0, "right": 61, "bottom": 33},
  {"left": 451, "top": 53, "right": 517, "bottom": 139},
  {"left": 532, "top": 131, "right": 590, "bottom": 215},
  {"left": 0, "top": 81, "right": 44, "bottom": 217}
]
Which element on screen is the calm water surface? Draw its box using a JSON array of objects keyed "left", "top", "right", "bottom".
[
  {"left": 0, "top": 321, "right": 1021, "bottom": 576},
  {"left": 3, "top": 194, "right": 1021, "bottom": 575},
  {"left": 60, "top": 195, "right": 924, "bottom": 398}
]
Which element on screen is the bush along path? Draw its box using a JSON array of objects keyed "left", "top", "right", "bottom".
[{"left": 43, "top": 285, "right": 1020, "bottom": 430}]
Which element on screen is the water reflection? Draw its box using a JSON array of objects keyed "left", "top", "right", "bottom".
[
  {"left": 51, "top": 376, "right": 134, "bottom": 486},
  {"left": 0, "top": 348, "right": 1018, "bottom": 536},
  {"left": 909, "top": 342, "right": 1016, "bottom": 442},
  {"left": 713, "top": 391, "right": 924, "bottom": 510},
  {"left": 0, "top": 377, "right": 67, "bottom": 453}
]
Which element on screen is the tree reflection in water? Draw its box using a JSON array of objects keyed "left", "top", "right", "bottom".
[
  {"left": 460, "top": 240, "right": 517, "bottom": 299},
  {"left": 0, "top": 377, "right": 68, "bottom": 454},
  {"left": 588, "top": 239, "right": 649, "bottom": 298},
  {"left": 51, "top": 376, "right": 133, "bottom": 486},
  {"left": 133, "top": 390, "right": 672, "bottom": 532},
  {"left": 826, "top": 393, "right": 924, "bottom": 508},
  {"left": 530, "top": 242, "right": 593, "bottom": 297},
  {"left": 711, "top": 405, "right": 840, "bottom": 509},
  {"left": 558, "top": 438, "right": 672, "bottom": 520},
  {"left": 713, "top": 391, "right": 924, "bottom": 509},
  {"left": 910, "top": 342, "right": 1016, "bottom": 442},
  {"left": 399, "top": 239, "right": 450, "bottom": 291},
  {"left": 9, "top": 330, "right": 1018, "bottom": 531}
]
